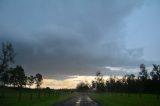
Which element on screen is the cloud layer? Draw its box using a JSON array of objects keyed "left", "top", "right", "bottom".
[{"left": 0, "top": 0, "right": 146, "bottom": 78}]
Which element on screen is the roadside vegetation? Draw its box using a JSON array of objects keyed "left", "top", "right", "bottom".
[
  {"left": 0, "top": 87, "right": 74, "bottom": 106},
  {"left": 91, "top": 92, "right": 159, "bottom": 106},
  {"left": 0, "top": 42, "right": 74, "bottom": 106},
  {"left": 0, "top": 42, "right": 43, "bottom": 89}
]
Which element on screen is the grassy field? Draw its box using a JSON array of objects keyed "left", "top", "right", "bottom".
[
  {"left": 91, "top": 92, "right": 160, "bottom": 106},
  {"left": 0, "top": 87, "right": 74, "bottom": 106}
]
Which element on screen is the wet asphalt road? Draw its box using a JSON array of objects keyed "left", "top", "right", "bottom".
[{"left": 54, "top": 92, "right": 100, "bottom": 106}]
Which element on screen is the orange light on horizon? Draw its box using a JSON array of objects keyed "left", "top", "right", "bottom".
[{"left": 41, "top": 75, "right": 111, "bottom": 89}]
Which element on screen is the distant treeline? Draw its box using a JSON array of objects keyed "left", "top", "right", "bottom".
[
  {"left": 77, "top": 64, "right": 160, "bottom": 94},
  {"left": 0, "top": 42, "right": 43, "bottom": 88},
  {"left": 105, "top": 64, "right": 160, "bottom": 94}
]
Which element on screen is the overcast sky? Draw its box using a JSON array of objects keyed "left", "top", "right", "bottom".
[{"left": 0, "top": 0, "right": 160, "bottom": 79}]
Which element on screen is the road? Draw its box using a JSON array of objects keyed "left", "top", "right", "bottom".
[{"left": 54, "top": 92, "right": 100, "bottom": 106}]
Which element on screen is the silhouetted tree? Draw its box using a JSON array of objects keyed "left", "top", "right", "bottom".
[
  {"left": 125, "top": 74, "right": 136, "bottom": 93},
  {"left": 94, "top": 71, "right": 105, "bottom": 92},
  {"left": 0, "top": 70, "right": 10, "bottom": 86},
  {"left": 9, "top": 65, "right": 26, "bottom": 87},
  {"left": 138, "top": 64, "right": 149, "bottom": 93},
  {"left": 35, "top": 73, "right": 43, "bottom": 89},
  {"left": 76, "top": 82, "right": 89, "bottom": 92},
  {"left": 0, "top": 42, "right": 15, "bottom": 85},
  {"left": 91, "top": 64, "right": 160, "bottom": 94},
  {"left": 150, "top": 64, "right": 160, "bottom": 97},
  {"left": 150, "top": 64, "right": 160, "bottom": 80},
  {"left": 139, "top": 64, "right": 148, "bottom": 81},
  {"left": 27, "top": 75, "right": 35, "bottom": 88},
  {"left": 91, "top": 81, "right": 96, "bottom": 89}
]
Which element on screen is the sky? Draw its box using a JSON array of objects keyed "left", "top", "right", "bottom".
[{"left": 0, "top": 0, "right": 160, "bottom": 88}]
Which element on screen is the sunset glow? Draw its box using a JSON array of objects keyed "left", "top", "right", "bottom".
[{"left": 42, "top": 76, "right": 110, "bottom": 89}]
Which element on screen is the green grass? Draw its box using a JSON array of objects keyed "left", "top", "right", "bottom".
[
  {"left": 91, "top": 92, "right": 160, "bottom": 106},
  {"left": 0, "top": 87, "right": 74, "bottom": 106}
]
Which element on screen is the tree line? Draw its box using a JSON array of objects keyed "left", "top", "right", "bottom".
[
  {"left": 0, "top": 42, "right": 43, "bottom": 88},
  {"left": 77, "top": 64, "right": 160, "bottom": 94}
]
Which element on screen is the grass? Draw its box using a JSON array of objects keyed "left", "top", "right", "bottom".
[
  {"left": 91, "top": 92, "right": 160, "bottom": 106},
  {"left": 0, "top": 87, "right": 74, "bottom": 106}
]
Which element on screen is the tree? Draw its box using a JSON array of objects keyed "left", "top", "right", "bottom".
[
  {"left": 9, "top": 68, "right": 18, "bottom": 87},
  {"left": 139, "top": 64, "right": 148, "bottom": 81},
  {"left": 125, "top": 74, "right": 136, "bottom": 93},
  {"left": 15, "top": 65, "right": 26, "bottom": 87},
  {"left": 27, "top": 75, "right": 35, "bottom": 88},
  {"left": 150, "top": 64, "right": 160, "bottom": 95},
  {"left": 35, "top": 73, "right": 43, "bottom": 89},
  {"left": 94, "top": 71, "right": 105, "bottom": 92},
  {"left": 106, "top": 76, "right": 117, "bottom": 92},
  {"left": 9, "top": 65, "right": 26, "bottom": 87},
  {"left": 91, "top": 81, "right": 96, "bottom": 89},
  {"left": 150, "top": 64, "right": 160, "bottom": 80},
  {"left": 0, "top": 70, "right": 10, "bottom": 86},
  {"left": 0, "top": 42, "right": 15, "bottom": 85},
  {"left": 76, "top": 82, "right": 89, "bottom": 91}
]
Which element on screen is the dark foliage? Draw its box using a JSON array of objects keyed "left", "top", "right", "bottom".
[
  {"left": 0, "top": 42, "right": 43, "bottom": 89},
  {"left": 76, "top": 82, "right": 89, "bottom": 92},
  {"left": 35, "top": 73, "right": 43, "bottom": 89},
  {"left": 91, "top": 64, "right": 160, "bottom": 94}
]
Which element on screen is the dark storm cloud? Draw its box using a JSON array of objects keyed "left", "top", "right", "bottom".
[{"left": 0, "top": 0, "right": 146, "bottom": 78}]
